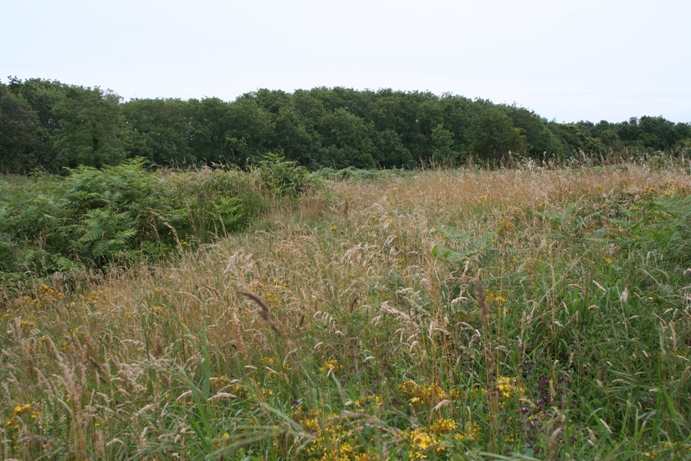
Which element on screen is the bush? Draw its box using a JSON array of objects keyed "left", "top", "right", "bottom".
[
  {"left": 0, "top": 156, "right": 315, "bottom": 291},
  {"left": 254, "top": 153, "right": 315, "bottom": 198}
]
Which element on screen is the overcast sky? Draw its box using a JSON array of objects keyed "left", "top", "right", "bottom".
[{"left": 2, "top": 0, "right": 689, "bottom": 123}]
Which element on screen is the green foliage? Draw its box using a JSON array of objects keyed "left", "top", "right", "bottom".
[
  {"left": 430, "top": 226, "right": 498, "bottom": 270},
  {"left": 0, "top": 84, "right": 43, "bottom": 173},
  {"left": 254, "top": 153, "right": 315, "bottom": 198},
  {"left": 469, "top": 109, "right": 530, "bottom": 160},
  {"left": 77, "top": 209, "right": 137, "bottom": 260},
  {"left": 2, "top": 78, "right": 129, "bottom": 173},
  {"left": 53, "top": 85, "right": 127, "bottom": 168},
  {"left": 317, "top": 108, "right": 376, "bottom": 168},
  {"left": 502, "top": 104, "right": 564, "bottom": 155},
  {"left": 0, "top": 157, "right": 314, "bottom": 290},
  {"left": 555, "top": 121, "right": 607, "bottom": 155},
  {"left": 614, "top": 192, "right": 691, "bottom": 268},
  {"left": 430, "top": 124, "right": 457, "bottom": 165},
  {"left": 372, "top": 129, "right": 415, "bottom": 168},
  {"left": 3, "top": 78, "right": 691, "bottom": 173},
  {"left": 121, "top": 98, "right": 195, "bottom": 166}
]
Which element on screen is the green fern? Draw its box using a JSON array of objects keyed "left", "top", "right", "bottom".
[
  {"left": 76, "top": 208, "right": 137, "bottom": 262},
  {"left": 431, "top": 226, "right": 498, "bottom": 270}
]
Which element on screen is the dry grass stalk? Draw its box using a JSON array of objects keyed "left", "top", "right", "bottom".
[
  {"left": 548, "top": 427, "right": 562, "bottom": 460},
  {"left": 162, "top": 221, "right": 184, "bottom": 253},
  {"left": 475, "top": 278, "right": 489, "bottom": 329},
  {"left": 45, "top": 336, "right": 88, "bottom": 461},
  {"left": 237, "top": 290, "right": 282, "bottom": 336},
  {"left": 682, "top": 366, "right": 691, "bottom": 390}
]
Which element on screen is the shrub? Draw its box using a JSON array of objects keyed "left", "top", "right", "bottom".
[
  {"left": 254, "top": 153, "right": 315, "bottom": 198},
  {"left": 0, "top": 157, "right": 315, "bottom": 291}
]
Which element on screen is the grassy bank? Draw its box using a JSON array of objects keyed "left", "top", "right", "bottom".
[{"left": 1, "top": 163, "right": 690, "bottom": 460}]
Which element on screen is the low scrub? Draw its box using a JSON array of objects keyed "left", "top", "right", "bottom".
[{"left": 0, "top": 156, "right": 316, "bottom": 293}]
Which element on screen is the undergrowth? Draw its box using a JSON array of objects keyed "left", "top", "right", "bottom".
[
  {"left": 1, "top": 162, "right": 690, "bottom": 460},
  {"left": 0, "top": 156, "right": 315, "bottom": 296}
]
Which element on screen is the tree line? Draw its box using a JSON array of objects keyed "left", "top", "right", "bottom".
[{"left": 2, "top": 77, "right": 690, "bottom": 174}]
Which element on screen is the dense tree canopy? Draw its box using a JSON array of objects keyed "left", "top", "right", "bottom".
[
  {"left": 2, "top": 77, "right": 690, "bottom": 174},
  {"left": 1, "top": 78, "right": 127, "bottom": 173}
]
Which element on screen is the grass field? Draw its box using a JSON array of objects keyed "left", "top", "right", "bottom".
[{"left": 2, "top": 162, "right": 690, "bottom": 460}]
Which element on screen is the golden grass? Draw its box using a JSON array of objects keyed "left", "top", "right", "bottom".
[
  {"left": 2, "top": 164, "right": 690, "bottom": 459},
  {"left": 5, "top": 166, "right": 689, "bottom": 377}
]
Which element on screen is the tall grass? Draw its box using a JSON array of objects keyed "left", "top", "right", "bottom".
[{"left": 1, "top": 161, "right": 690, "bottom": 460}]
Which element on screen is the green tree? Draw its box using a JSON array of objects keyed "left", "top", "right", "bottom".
[
  {"left": 673, "top": 122, "right": 691, "bottom": 149},
  {"left": 638, "top": 116, "right": 678, "bottom": 150},
  {"left": 252, "top": 88, "right": 292, "bottom": 114},
  {"left": 272, "top": 105, "right": 317, "bottom": 167},
  {"left": 6, "top": 78, "right": 66, "bottom": 171},
  {"left": 616, "top": 117, "right": 643, "bottom": 146},
  {"left": 0, "top": 82, "right": 43, "bottom": 173},
  {"left": 438, "top": 94, "right": 474, "bottom": 152},
  {"left": 469, "top": 109, "right": 529, "bottom": 161},
  {"left": 6, "top": 78, "right": 129, "bottom": 170},
  {"left": 553, "top": 122, "right": 605, "bottom": 155},
  {"left": 592, "top": 121, "right": 623, "bottom": 151},
  {"left": 187, "top": 97, "right": 233, "bottom": 165},
  {"left": 502, "top": 104, "right": 563, "bottom": 155},
  {"left": 53, "top": 85, "right": 128, "bottom": 168},
  {"left": 224, "top": 95, "right": 274, "bottom": 166},
  {"left": 318, "top": 108, "right": 376, "bottom": 169},
  {"left": 122, "top": 98, "right": 195, "bottom": 166},
  {"left": 430, "top": 124, "right": 456, "bottom": 165},
  {"left": 372, "top": 129, "right": 414, "bottom": 168}
]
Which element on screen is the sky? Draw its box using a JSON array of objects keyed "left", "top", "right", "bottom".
[{"left": 2, "top": 0, "right": 690, "bottom": 123}]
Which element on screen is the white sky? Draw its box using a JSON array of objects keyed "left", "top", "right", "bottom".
[{"left": 2, "top": 0, "right": 690, "bottom": 123}]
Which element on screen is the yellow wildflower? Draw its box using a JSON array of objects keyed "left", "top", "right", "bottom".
[
  {"left": 322, "top": 359, "right": 340, "bottom": 375},
  {"left": 429, "top": 418, "right": 457, "bottom": 434},
  {"left": 405, "top": 428, "right": 438, "bottom": 460},
  {"left": 496, "top": 376, "right": 525, "bottom": 400},
  {"left": 455, "top": 421, "right": 481, "bottom": 443},
  {"left": 399, "top": 380, "right": 447, "bottom": 405},
  {"left": 260, "top": 357, "right": 275, "bottom": 366}
]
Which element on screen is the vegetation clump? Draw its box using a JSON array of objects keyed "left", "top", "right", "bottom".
[{"left": 0, "top": 156, "right": 315, "bottom": 294}]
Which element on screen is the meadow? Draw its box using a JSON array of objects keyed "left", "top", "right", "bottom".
[{"left": 1, "top": 158, "right": 690, "bottom": 460}]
